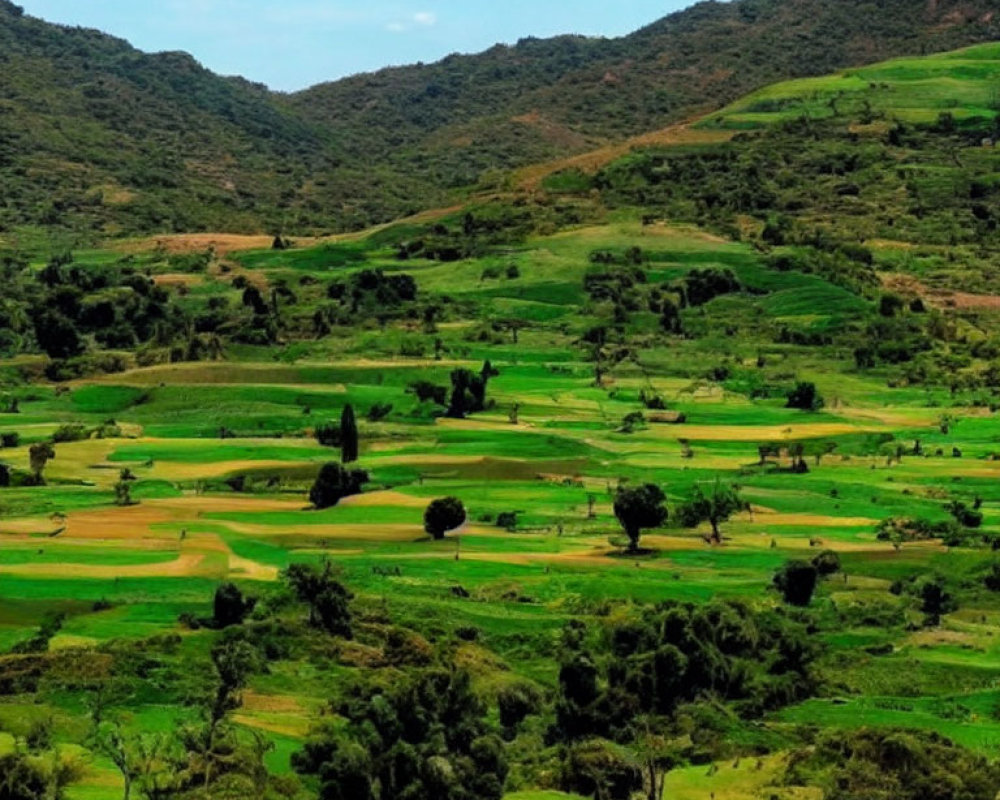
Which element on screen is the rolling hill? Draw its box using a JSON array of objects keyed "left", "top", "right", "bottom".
[{"left": 1, "top": 0, "right": 999, "bottom": 242}]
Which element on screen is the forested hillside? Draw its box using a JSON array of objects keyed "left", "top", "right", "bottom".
[{"left": 1, "top": 0, "right": 999, "bottom": 240}]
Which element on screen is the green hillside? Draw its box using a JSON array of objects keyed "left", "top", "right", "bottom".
[
  {"left": 2, "top": 0, "right": 1000, "bottom": 240},
  {"left": 704, "top": 41, "right": 1000, "bottom": 129}
]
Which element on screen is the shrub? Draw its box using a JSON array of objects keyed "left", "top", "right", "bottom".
[
  {"left": 786, "top": 382, "right": 824, "bottom": 411},
  {"left": 309, "top": 464, "right": 369, "bottom": 509},
  {"left": 774, "top": 560, "right": 818, "bottom": 606}
]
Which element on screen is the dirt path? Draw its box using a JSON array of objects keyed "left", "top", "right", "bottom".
[
  {"left": 514, "top": 117, "right": 733, "bottom": 190},
  {"left": 881, "top": 272, "right": 1000, "bottom": 310}
]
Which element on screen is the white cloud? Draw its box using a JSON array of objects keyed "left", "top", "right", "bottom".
[
  {"left": 413, "top": 11, "right": 436, "bottom": 26},
  {"left": 386, "top": 21, "right": 406, "bottom": 32}
]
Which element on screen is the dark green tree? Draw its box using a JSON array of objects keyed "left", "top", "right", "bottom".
[
  {"left": 282, "top": 561, "right": 353, "bottom": 637},
  {"left": 424, "top": 497, "right": 466, "bottom": 540},
  {"left": 340, "top": 404, "right": 359, "bottom": 464},
  {"left": 33, "top": 310, "right": 84, "bottom": 360},
  {"left": 309, "top": 463, "right": 369, "bottom": 509},
  {"left": 786, "top": 382, "right": 824, "bottom": 411},
  {"left": 674, "top": 481, "right": 747, "bottom": 544},
  {"left": 294, "top": 668, "right": 506, "bottom": 800},
  {"left": 213, "top": 582, "right": 257, "bottom": 629},
  {"left": 812, "top": 550, "right": 841, "bottom": 577},
  {"left": 774, "top": 560, "right": 818, "bottom": 606},
  {"left": 613, "top": 484, "right": 667, "bottom": 552}
]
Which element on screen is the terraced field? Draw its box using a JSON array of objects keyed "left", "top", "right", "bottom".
[{"left": 4, "top": 213, "right": 1000, "bottom": 798}]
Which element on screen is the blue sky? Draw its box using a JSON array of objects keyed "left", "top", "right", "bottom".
[{"left": 16, "top": 1, "right": 695, "bottom": 92}]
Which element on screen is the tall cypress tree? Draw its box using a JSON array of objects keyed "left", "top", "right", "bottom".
[{"left": 340, "top": 404, "right": 359, "bottom": 464}]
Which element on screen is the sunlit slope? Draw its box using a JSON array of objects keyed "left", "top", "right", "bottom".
[{"left": 702, "top": 42, "right": 1000, "bottom": 130}]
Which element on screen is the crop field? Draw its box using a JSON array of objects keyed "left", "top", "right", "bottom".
[
  {"left": 5, "top": 208, "right": 1000, "bottom": 799},
  {"left": 703, "top": 42, "right": 1000, "bottom": 129}
]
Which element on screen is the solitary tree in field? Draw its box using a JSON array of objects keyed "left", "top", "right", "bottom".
[
  {"left": 613, "top": 484, "right": 668, "bottom": 553},
  {"left": 114, "top": 479, "right": 133, "bottom": 507},
  {"left": 424, "top": 497, "right": 466, "bottom": 540},
  {"left": 340, "top": 404, "right": 359, "bottom": 464},
  {"left": 29, "top": 441, "right": 55, "bottom": 485},
  {"left": 675, "top": 481, "right": 747, "bottom": 544}
]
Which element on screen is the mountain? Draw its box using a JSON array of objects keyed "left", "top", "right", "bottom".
[{"left": 0, "top": 0, "right": 998, "bottom": 241}]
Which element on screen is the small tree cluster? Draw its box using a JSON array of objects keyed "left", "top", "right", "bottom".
[
  {"left": 309, "top": 463, "right": 369, "bottom": 509},
  {"left": 447, "top": 361, "right": 499, "bottom": 419},
  {"left": 293, "top": 668, "right": 507, "bottom": 800},
  {"left": 283, "top": 561, "right": 353, "bottom": 637}
]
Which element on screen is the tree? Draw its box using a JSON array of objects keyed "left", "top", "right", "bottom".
[
  {"left": 946, "top": 500, "right": 983, "bottom": 528},
  {"left": 497, "top": 683, "right": 543, "bottom": 741},
  {"left": 774, "top": 560, "right": 818, "bottom": 606},
  {"left": 213, "top": 583, "right": 256, "bottom": 628},
  {"left": 786, "top": 382, "right": 824, "bottom": 411},
  {"left": 93, "top": 722, "right": 147, "bottom": 800},
  {"left": 113, "top": 480, "right": 133, "bottom": 507},
  {"left": 209, "top": 639, "right": 259, "bottom": 726},
  {"left": 241, "top": 285, "right": 269, "bottom": 316},
  {"left": 918, "top": 575, "right": 956, "bottom": 624},
  {"left": 29, "top": 441, "right": 55, "bottom": 485},
  {"left": 0, "top": 749, "right": 84, "bottom": 800},
  {"left": 812, "top": 550, "right": 841, "bottom": 577},
  {"left": 660, "top": 298, "right": 683, "bottom": 335},
  {"left": 33, "top": 310, "right": 84, "bottom": 360},
  {"left": 787, "top": 728, "right": 1000, "bottom": 800},
  {"left": 314, "top": 582, "right": 353, "bottom": 638},
  {"left": 293, "top": 668, "right": 506, "bottom": 800},
  {"left": 424, "top": 497, "right": 466, "bottom": 540},
  {"left": 309, "top": 463, "right": 369, "bottom": 509},
  {"left": 560, "top": 740, "right": 642, "bottom": 800},
  {"left": 613, "top": 484, "right": 667, "bottom": 553},
  {"left": 283, "top": 561, "right": 353, "bottom": 637},
  {"left": 314, "top": 423, "right": 342, "bottom": 448},
  {"left": 340, "top": 404, "right": 359, "bottom": 464},
  {"left": 674, "top": 481, "right": 747, "bottom": 544}
]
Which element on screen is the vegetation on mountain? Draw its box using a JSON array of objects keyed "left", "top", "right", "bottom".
[{"left": 2, "top": 0, "right": 1000, "bottom": 238}]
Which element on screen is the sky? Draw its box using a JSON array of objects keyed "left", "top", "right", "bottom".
[{"left": 15, "top": 1, "right": 694, "bottom": 92}]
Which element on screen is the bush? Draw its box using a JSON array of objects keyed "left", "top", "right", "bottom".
[
  {"left": 774, "top": 560, "right": 818, "bottom": 606},
  {"left": 314, "top": 424, "right": 341, "bottom": 448},
  {"left": 786, "top": 382, "right": 824, "bottom": 411},
  {"left": 785, "top": 728, "right": 1000, "bottom": 800},
  {"left": 309, "top": 464, "right": 369, "bottom": 509},
  {"left": 812, "top": 550, "right": 841, "bottom": 577},
  {"left": 51, "top": 424, "right": 89, "bottom": 443}
]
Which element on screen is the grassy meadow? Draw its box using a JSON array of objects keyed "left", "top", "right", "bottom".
[{"left": 4, "top": 213, "right": 1000, "bottom": 798}]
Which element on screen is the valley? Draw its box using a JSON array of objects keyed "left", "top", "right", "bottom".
[{"left": 2, "top": 5, "right": 1000, "bottom": 800}]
